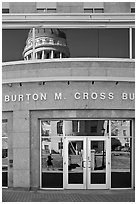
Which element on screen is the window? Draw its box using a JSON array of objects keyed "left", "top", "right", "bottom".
[
  {"left": 2, "top": 9, "right": 9, "bottom": 13},
  {"left": 54, "top": 52, "right": 60, "bottom": 58},
  {"left": 84, "top": 8, "right": 93, "bottom": 13},
  {"left": 65, "top": 120, "right": 109, "bottom": 136},
  {"left": 131, "top": 8, "right": 135, "bottom": 13},
  {"left": 37, "top": 8, "right": 56, "bottom": 13},
  {"left": 90, "top": 126, "right": 97, "bottom": 133},
  {"left": 37, "top": 8, "right": 47, "bottom": 13},
  {"left": 111, "top": 120, "right": 132, "bottom": 188},
  {"left": 57, "top": 121, "right": 63, "bottom": 135},
  {"left": 41, "top": 120, "right": 63, "bottom": 188},
  {"left": 94, "top": 8, "right": 104, "bottom": 13},
  {"left": 2, "top": 120, "right": 8, "bottom": 187},
  {"left": 2, "top": 28, "right": 131, "bottom": 61},
  {"left": 47, "top": 8, "right": 56, "bottom": 13}
]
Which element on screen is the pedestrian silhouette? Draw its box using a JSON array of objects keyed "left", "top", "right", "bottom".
[{"left": 47, "top": 154, "right": 54, "bottom": 170}]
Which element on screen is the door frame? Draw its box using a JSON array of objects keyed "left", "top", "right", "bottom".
[
  {"left": 63, "top": 136, "right": 87, "bottom": 189},
  {"left": 63, "top": 136, "right": 111, "bottom": 189},
  {"left": 87, "top": 136, "right": 111, "bottom": 189}
]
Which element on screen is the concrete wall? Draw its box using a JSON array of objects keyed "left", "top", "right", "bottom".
[
  {"left": 9, "top": 2, "right": 36, "bottom": 13},
  {"left": 104, "top": 2, "right": 131, "bottom": 13},
  {"left": 2, "top": 60, "right": 135, "bottom": 82},
  {"left": 6, "top": 2, "right": 134, "bottom": 14},
  {"left": 12, "top": 110, "right": 30, "bottom": 188},
  {"left": 2, "top": 109, "right": 135, "bottom": 189},
  {"left": 56, "top": 2, "right": 84, "bottom": 13}
]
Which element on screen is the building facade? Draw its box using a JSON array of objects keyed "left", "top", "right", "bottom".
[{"left": 2, "top": 2, "right": 135, "bottom": 190}]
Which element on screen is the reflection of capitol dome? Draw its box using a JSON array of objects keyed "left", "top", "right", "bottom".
[{"left": 23, "top": 28, "right": 70, "bottom": 60}]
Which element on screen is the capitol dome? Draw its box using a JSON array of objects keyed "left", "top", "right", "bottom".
[{"left": 23, "top": 28, "right": 70, "bottom": 60}]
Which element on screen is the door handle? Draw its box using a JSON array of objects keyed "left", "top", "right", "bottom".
[
  {"left": 88, "top": 161, "right": 91, "bottom": 168},
  {"left": 82, "top": 161, "right": 86, "bottom": 168}
]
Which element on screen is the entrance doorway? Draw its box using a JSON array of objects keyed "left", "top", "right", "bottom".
[
  {"left": 64, "top": 136, "right": 109, "bottom": 189},
  {"left": 40, "top": 119, "right": 132, "bottom": 189}
]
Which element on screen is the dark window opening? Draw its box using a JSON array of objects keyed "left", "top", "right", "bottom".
[
  {"left": 94, "top": 8, "right": 104, "bottom": 13},
  {"left": 37, "top": 51, "right": 42, "bottom": 59},
  {"left": 62, "top": 53, "right": 66, "bottom": 58},
  {"left": 37, "top": 8, "right": 47, "bottom": 13},
  {"left": 2, "top": 9, "right": 9, "bottom": 13},
  {"left": 47, "top": 8, "right": 56, "bottom": 13},
  {"left": 132, "top": 28, "right": 135, "bottom": 59},
  {"left": 37, "top": 8, "right": 56, "bottom": 13},
  {"left": 28, "top": 54, "right": 31, "bottom": 60},
  {"left": 45, "top": 52, "right": 50, "bottom": 59},
  {"left": 54, "top": 52, "right": 60, "bottom": 58},
  {"left": 131, "top": 8, "right": 135, "bottom": 13},
  {"left": 84, "top": 8, "right": 93, "bottom": 13}
]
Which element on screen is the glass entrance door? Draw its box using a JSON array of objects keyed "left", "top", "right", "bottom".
[
  {"left": 87, "top": 137, "right": 108, "bottom": 189},
  {"left": 64, "top": 137, "right": 86, "bottom": 189},
  {"left": 64, "top": 137, "right": 108, "bottom": 189}
]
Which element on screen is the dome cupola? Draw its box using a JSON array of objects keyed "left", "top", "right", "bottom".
[{"left": 23, "top": 28, "right": 70, "bottom": 60}]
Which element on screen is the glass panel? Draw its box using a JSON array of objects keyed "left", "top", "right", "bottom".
[
  {"left": 111, "top": 120, "right": 132, "bottom": 137},
  {"left": 41, "top": 120, "right": 63, "bottom": 137},
  {"left": 2, "top": 120, "right": 8, "bottom": 187},
  {"left": 41, "top": 137, "right": 63, "bottom": 172},
  {"left": 41, "top": 120, "right": 63, "bottom": 188},
  {"left": 111, "top": 138, "right": 131, "bottom": 188},
  {"left": 132, "top": 28, "right": 135, "bottom": 59},
  {"left": 65, "top": 120, "right": 109, "bottom": 136},
  {"left": 68, "top": 140, "right": 84, "bottom": 184},
  {"left": 99, "top": 29, "right": 129, "bottom": 58},
  {"left": 2, "top": 120, "right": 8, "bottom": 137},
  {"left": 90, "top": 141, "right": 106, "bottom": 184},
  {"left": 2, "top": 121, "right": 8, "bottom": 167},
  {"left": 41, "top": 137, "right": 63, "bottom": 188}
]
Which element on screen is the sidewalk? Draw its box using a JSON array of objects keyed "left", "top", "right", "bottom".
[{"left": 2, "top": 188, "right": 135, "bottom": 202}]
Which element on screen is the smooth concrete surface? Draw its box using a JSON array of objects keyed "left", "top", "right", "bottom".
[
  {"left": 9, "top": 2, "right": 36, "bottom": 13},
  {"left": 104, "top": 2, "right": 131, "bottom": 13},
  {"left": 2, "top": 81, "right": 135, "bottom": 111},
  {"left": 57, "top": 2, "right": 84, "bottom": 13},
  {"left": 13, "top": 170, "right": 30, "bottom": 188},
  {"left": 12, "top": 111, "right": 30, "bottom": 188},
  {"left": 3, "top": 60, "right": 135, "bottom": 81}
]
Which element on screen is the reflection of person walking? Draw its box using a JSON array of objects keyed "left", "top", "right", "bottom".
[{"left": 47, "top": 154, "right": 54, "bottom": 170}]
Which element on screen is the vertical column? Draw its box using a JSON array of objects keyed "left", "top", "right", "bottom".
[
  {"left": 129, "top": 27, "right": 132, "bottom": 59},
  {"left": 32, "top": 27, "right": 35, "bottom": 60},
  {"left": 60, "top": 52, "right": 62, "bottom": 58},
  {"left": 51, "top": 50, "right": 54, "bottom": 59},
  {"left": 12, "top": 110, "right": 30, "bottom": 188},
  {"left": 42, "top": 50, "right": 45, "bottom": 59}
]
